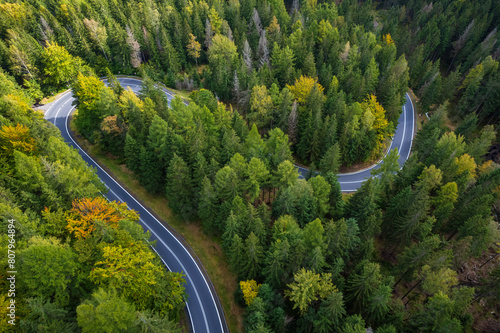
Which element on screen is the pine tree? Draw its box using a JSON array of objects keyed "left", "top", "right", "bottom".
[
  {"left": 222, "top": 211, "right": 240, "bottom": 252},
  {"left": 308, "top": 176, "right": 331, "bottom": 218},
  {"left": 363, "top": 57, "right": 379, "bottom": 96},
  {"left": 230, "top": 234, "right": 245, "bottom": 276},
  {"left": 271, "top": 44, "right": 296, "bottom": 86},
  {"left": 192, "top": 152, "right": 209, "bottom": 192},
  {"left": 345, "top": 261, "right": 390, "bottom": 313},
  {"left": 345, "top": 178, "right": 382, "bottom": 260},
  {"left": 106, "top": 68, "right": 124, "bottom": 97},
  {"left": 315, "top": 291, "right": 346, "bottom": 332},
  {"left": 139, "top": 145, "right": 164, "bottom": 194},
  {"left": 276, "top": 88, "right": 294, "bottom": 132},
  {"left": 319, "top": 143, "right": 341, "bottom": 175},
  {"left": 242, "top": 232, "right": 264, "bottom": 280},
  {"left": 272, "top": 160, "right": 299, "bottom": 190},
  {"left": 395, "top": 235, "right": 441, "bottom": 287},
  {"left": 324, "top": 172, "right": 345, "bottom": 219},
  {"left": 147, "top": 115, "right": 171, "bottom": 170},
  {"left": 248, "top": 85, "right": 273, "bottom": 130},
  {"left": 124, "top": 133, "right": 142, "bottom": 174},
  {"left": 166, "top": 153, "right": 194, "bottom": 218},
  {"left": 232, "top": 70, "right": 241, "bottom": 104},
  {"left": 221, "top": 129, "right": 243, "bottom": 165},
  {"left": 285, "top": 268, "right": 336, "bottom": 315},
  {"left": 266, "top": 128, "right": 292, "bottom": 169},
  {"left": 215, "top": 166, "right": 240, "bottom": 202},
  {"left": 324, "top": 218, "right": 360, "bottom": 263},
  {"left": 266, "top": 16, "right": 282, "bottom": 54},
  {"left": 465, "top": 125, "right": 496, "bottom": 162},
  {"left": 244, "top": 124, "right": 266, "bottom": 160},
  {"left": 245, "top": 157, "right": 270, "bottom": 202},
  {"left": 303, "top": 52, "right": 316, "bottom": 77},
  {"left": 199, "top": 177, "right": 218, "bottom": 233},
  {"left": 413, "top": 103, "right": 447, "bottom": 163},
  {"left": 252, "top": 9, "right": 263, "bottom": 36}
]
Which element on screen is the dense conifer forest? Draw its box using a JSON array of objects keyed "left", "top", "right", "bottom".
[{"left": 1, "top": 0, "right": 500, "bottom": 332}]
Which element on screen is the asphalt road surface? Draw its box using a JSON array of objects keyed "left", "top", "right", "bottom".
[
  {"left": 296, "top": 93, "right": 416, "bottom": 191},
  {"left": 43, "top": 77, "right": 227, "bottom": 333},
  {"left": 43, "top": 77, "right": 415, "bottom": 331}
]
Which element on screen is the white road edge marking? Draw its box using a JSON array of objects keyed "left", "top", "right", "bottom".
[
  {"left": 405, "top": 92, "right": 416, "bottom": 161},
  {"left": 100, "top": 187, "right": 198, "bottom": 333},
  {"left": 61, "top": 100, "right": 224, "bottom": 332},
  {"left": 400, "top": 104, "right": 407, "bottom": 160},
  {"left": 105, "top": 186, "right": 204, "bottom": 331}
]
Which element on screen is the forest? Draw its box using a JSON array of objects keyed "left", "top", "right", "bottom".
[{"left": 1, "top": 0, "right": 500, "bottom": 332}]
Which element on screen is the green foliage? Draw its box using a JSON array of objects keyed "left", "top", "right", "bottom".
[
  {"left": 345, "top": 261, "right": 392, "bottom": 314},
  {"left": 166, "top": 153, "right": 195, "bottom": 218},
  {"left": 77, "top": 288, "right": 136, "bottom": 333},
  {"left": 285, "top": 268, "right": 337, "bottom": 315},
  {"left": 20, "top": 236, "right": 79, "bottom": 307},
  {"left": 73, "top": 74, "right": 107, "bottom": 140},
  {"left": 273, "top": 178, "right": 317, "bottom": 227},
  {"left": 41, "top": 42, "right": 81, "bottom": 89},
  {"left": 319, "top": 142, "right": 341, "bottom": 175},
  {"left": 2, "top": 1, "right": 500, "bottom": 331}
]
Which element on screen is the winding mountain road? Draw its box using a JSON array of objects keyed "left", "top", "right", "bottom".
[
  {"left": 43, "top": 77, "right": 227, "bottom": 333},
  {"left": 43, "top": 77, "right": 414, "bottom": 332},
  {"left": 297, "top": 93, "right": 416, "bottom": 191}
]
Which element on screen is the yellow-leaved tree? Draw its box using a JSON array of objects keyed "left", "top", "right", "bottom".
[
  {"left": 240, "top": 280, "right": 261, "bottom": 306},
  {"left": 361, "top": 94, "right": 391, "bottom": 157},
  {"left": 90, "top": 244, "right": 161, "bottom": 309},
  {"left": 383, "top": 33, "right": 394, "bottom": 45},
  {"left": 451, "top": 153, "right": 476, "bottom": 184},
  {"left": 287, "top": 75, "right": 324, "bottom": 104},
  {"left": 0, "top": 124, "right": 36, "bottom": 156},
  {"left": 187, "top": 33, "right": 201, "bottom": 71}
]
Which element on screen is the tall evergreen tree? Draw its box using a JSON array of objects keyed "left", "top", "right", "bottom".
[{"left": 166, "top": 153, "right": 194, "bottom": 218}]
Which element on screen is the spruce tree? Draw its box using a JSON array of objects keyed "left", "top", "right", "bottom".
[
  {"left": 166, "top": 153, "right": 194, "bottom": 218},
  {"left": 242, "top": 232, "right": 264, "bottom": 280},
  {"left": 139, "top": 145, "right": 164, "bottom": 194},
  {"left": 199, "top": 177, "right": 218, "bottom": 233},
  {"left": 124, "top": 133, "right": 142, "bottom": 174},
  {"left": 319, "top": 143, "right": 341, "bottom": 175}
]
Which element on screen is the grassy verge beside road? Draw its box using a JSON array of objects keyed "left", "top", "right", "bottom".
[{"left": 69, "top": 116, "right": 243, "bottom": 333}]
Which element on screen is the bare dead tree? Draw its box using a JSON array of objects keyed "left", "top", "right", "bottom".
[
  {"left": 205, "top": 18, "right": 213, "bottom": 49},
  {"left": 126, "top": 26, "right": 142, "bottom": 68},
  {"left": 258, "top": 30, "right": 270, "bottom": 67},
  {"left": 288, "top": 101, "right": 298, "bottom": 143},
  {"left": 252, "top": 8, "right": 263, "bottom": 36},
  {"left": 242, "top": 39, "right": 253, "bottom": 72}
]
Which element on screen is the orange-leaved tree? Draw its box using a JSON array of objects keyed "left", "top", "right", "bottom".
[{"left": 66, "top": 197, "right": 139, "bottom": 239}]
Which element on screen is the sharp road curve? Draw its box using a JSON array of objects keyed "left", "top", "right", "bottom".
[
  {"left": 297, "top": 93, "right": 416, "bottom": 191},
  {"left": 43, "top": 77, "right": 415, "bottom": 332},
  {"left": 44, "top": 78, "right": 227, "bottom": 333}
]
